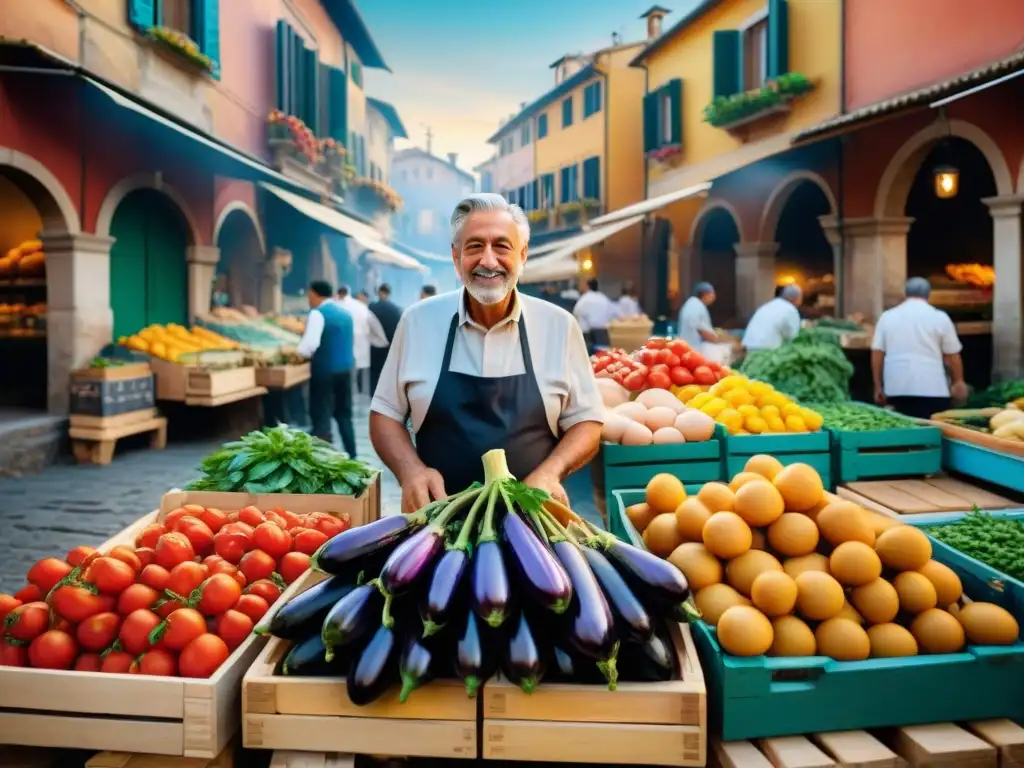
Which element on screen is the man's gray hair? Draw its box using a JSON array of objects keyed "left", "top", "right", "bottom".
[
  {"left": 693, "top": 281, "right": 715, "bottom": 297},
  {"left": 450, "top": 193, "right": 530, "bottom": 246},
  {"left": 780, "top": 284, "right": 801, "bottom": 301},
  {"left": 905, "top": 276, "right": 932, "bottom": 299}
]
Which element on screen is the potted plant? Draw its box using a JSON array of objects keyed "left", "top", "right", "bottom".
[
  {"left": 319, "top": 138, "right": 347, "bottom": 179},
  {"left": 147, "top": 27, "right": 217, "bottom": 75},
  {"left": 558, "top": 200, "right": 584, "bottom": 227},
  {"left": 266, "top": 112, "right": 320, "bottom": 166}
]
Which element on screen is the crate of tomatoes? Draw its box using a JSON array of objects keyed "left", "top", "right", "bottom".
[
  {"left": 0, "top": 490, "right": 376, "bottom": 758},
  {"left": 592, "top": 338, "right": 728, "bottom": 393}
]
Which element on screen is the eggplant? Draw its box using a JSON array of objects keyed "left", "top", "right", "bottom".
[
  {"left": 347, "top": 624, "right": 399, "bottom": 706},
  {"left": 472, "top": 540, "right": 511, "bottom": 628},
  {"left": 263, "top": 576, "right": 358, "bottom": 640},
  {"left": 420, "top": 548, "right": 469, "bottom": 637},
  {"left": 553, "top": 541, "right": 616, "bottom": 660},
  {"left": 379, "top": 526, "right": 446, "bottom": 598},
  {"left": 502, "top": 510, "right": 573, "bottom": 614},
  {"left": 552, "top": 647, "right": 576, "bottom": 680},
  {"left": 281, "top": 633, "right": 337, "bottom": 676},
  {"left": 550, "top": 646, "right": 608, "bottom": 685},
  {"left": 502, "top": 612, "right": 546, "bottom": 694},
  {"left": 619, "top": 626, "right": 677, "bottom": 683},
  {"left": 454, "top": 612, "right": 497, "bottom": 698},
  {"left": 597, "top": 538, "right": 695, "bottom": 615},
  {"left": 312, "top": 515, "right": 422, "bottom": 575},
  {"left": 578, "top": 545, "right": 653, "bottom": 642},
  {"left": 398, "top": 635, "right": 435, "bottom": 703},
  {"left": 321, "top": 583, "right": 383, "bottom": 661}
]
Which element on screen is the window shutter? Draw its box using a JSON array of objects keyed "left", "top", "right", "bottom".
[
  {"left": 594, "top": 81, "right": 602, "bottom": 113},
  {"left": 194, "top": 0, "right": 221, "bottom": 78},
  {"left": 767, "top": 0, "right": 790, "bottom": 78},
  {"left": 531, "top": 180, "right": 539, "bottom": 210},
  {"left": 304, "top": 47, "right": 320, "bottom": 135},
  {"left": 128, "top": 0, "right": 155, "bottom": 29},
  {"left": 275, "top": 21, "right": 290, "bottom": 112},
  {"left": 325, "top": 65, "right": 348, "bottom": 143},
  {"left": 668, "top": 79, "right": 683, "bottom": 145},
  {"left": 642, "top": 92, "right": 658, "bottom": 152},
  {"left": 712, "top": 30, "right": 742, "bottom": 98}
]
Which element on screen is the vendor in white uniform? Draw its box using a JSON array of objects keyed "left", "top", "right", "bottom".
[
  {"left": 871, "top": 277, "right": 967, "bottom": 420},
  {"left": 677, "top": 282, "right": 722, "bottom": 350},
  {"left": 742, "top": 284, "right": 803, "bottom": 351}
]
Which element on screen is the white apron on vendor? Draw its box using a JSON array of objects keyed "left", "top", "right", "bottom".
[{"left": 370, "top": 288, "right": 605, "bottom": 491}]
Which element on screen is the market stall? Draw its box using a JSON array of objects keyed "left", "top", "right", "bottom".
[{"left": 0, "top": 238, "right": 47, "bottom": 410}]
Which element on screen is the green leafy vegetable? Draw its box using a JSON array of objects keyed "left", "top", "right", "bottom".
[
  {"left": 806, "top": 402, "right": 921, "bottom": 431},
  {"left": 739, "top": 329, "right": 854, "bottom": 403},
  {"left": 967, "top": 380, "right": 1024, "bottom": 408},
  {"left": 925, "top": 510, "right": 1024, "bottom": 582}
]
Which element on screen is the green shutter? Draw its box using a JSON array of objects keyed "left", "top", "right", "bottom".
[
  {"left": 642, "top": 92, "right": 658, "bottom": 152},
  {"left": 194, "top": 0, "right": 221, "bottom": 77},
  {"left": 712, "top": 30, "right": 742, "bottom": 98},
  {"left": 293, "top": 32, "right": 306, "bottom": 125},
  {"left": 767, "top": 0, "right": 790, "bottom": 78},
  {"left": 668, "top": 79, "right": 683, "bottom": 145},
  {"left": 304, "top": 47, "right": 320, "bottom": 135},
  {"left": 326, "top": 65, "right": 348, "bottom": 143},
  {"left": 275, "top": 21, "right": 289, "bottom": 111},
  {"left": 128, "top": 0, "right": 155, "bottom": 29}
]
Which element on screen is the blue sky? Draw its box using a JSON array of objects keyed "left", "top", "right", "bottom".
[{"left": 360, "top": 0, "right": 699, "bottom": 174}]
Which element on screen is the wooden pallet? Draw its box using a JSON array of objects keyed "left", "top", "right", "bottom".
[
  {"left": 838, "top": 476, "right": 1017, "bottom": 519},
  {"left": 69, "top": 411, "right": 167, "bottom": 465},
  {"left": 69, "top": 408, "right": 158, "bottom": 431},
  {"left": 710, "top": 719, "right": 1024, "bottom": 768}
]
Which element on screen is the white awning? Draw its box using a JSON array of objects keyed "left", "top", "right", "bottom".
[
  {"left": 360, "top": 241, "right": 428, "bottom": 271},
  {"left": 521, "top": 215, "right": 645, "bottom": 284},
  {"left": 588, "top": 182, "right": 712, "bottom": 227},
  {"left": 520, "top": 256, "right": 580, "bottom": 283}
]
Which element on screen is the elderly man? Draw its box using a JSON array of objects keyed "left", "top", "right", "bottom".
[
  {"left": 369, "top": 193, "right": 604, "bottom": 512},
  {"left": 872, "top": 277, "right": 967, "bottom": 419},
  {"left": 742, "top": 284, "right": 803, "bottom": 351},
  {"left": 678, "top": 282, "right": 721, "bottom": 349}
]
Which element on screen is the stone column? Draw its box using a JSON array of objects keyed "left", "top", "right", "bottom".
[
  {"left": 186, "top": 245, "right": 221, "bottom": 320},
  {"left": 41, "top": 232, "right": 116, "bottom": 415},
  {"left": 733, "top": 241, "right": 778, "bottom": 320},
  {"left": 260, "top": 248, "right": 293, "bottom": 315},
  {"left": 983, "top": 195, "right": 1024, "bottom": 381}
]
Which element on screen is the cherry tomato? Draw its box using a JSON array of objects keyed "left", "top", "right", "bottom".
[
  {"left": 196, "top": 574, "right": 242, "bottom": 615},
  {"left": 623, "top": 370, "right": 647, "bottom": 392},
  {"left": 134, "top": 547, "right": 157, "bottom": 568},
  {"left": 199, "top": 507, "right": 228, "bottom": 534},
  {"left": 28, "top": 630, "right": 78, "bottom": 670},
  {"left": 216, "top": 609, "right": 253, "bottom": 651},
  {"left": 66, "top": 546, "right": 98, "bottom": 568},
  {"left": 239, "top": 551, "right": 276, "bottom": 584},
  {"left": 162, "top": 508, "right": 191, "bottom": 529},
  {"left": 135, "top": 522, "right": 168, "bottom": 549},
  {"left": 0, "top": 594, "right": 21, "bottom": 625},
  {"left": 100, "top": 649, "right": 134, "bottom": 673},
  {"left": 131, "top": 648, "right": 178, "bottom": 676},
  {"left": 107, "top": 546, "right": 143, "bottom": 573},
  {"left": 292, "top": 529, "right": 328, "bottom": 556},
  {"left": 27, "top": 558, "right": 74, "bottom": 596},
  {"left": 51, "top": 585, "right": 108, "bottom": 624},
  {"left": 0, "top": 638, "right": 28, "bottom": 666},
  {"left": 670, "top": 366, "right": 695, "bottom": 386},
  {"left": 315, "top": 514, "right": 349, "bottom": 539},
  {"left": 252, "top": 523, "right": 292, "bottom": 560},
  {"left": 179, "top": 633, "right": 230, "bottom": 678},
  {"left": 77, "top": 612, "right": 122, "bottom": 652},
  {"left": 85, "top": 557, "right": 136, "bottom": 595},
  {"left": 278, "top": 552, "right": 311, "bottom": 585},
  {"left": 74, "top": 653, "right": 102, "bottom": 672},
  {"left": 117, "top": 583, "right": 159, "bottom": 615},
  {"left": 693, "top": 366, "right": 716, "bottom": 386},
  {"left": 167, "top": 561, "right": 206, "bottom": 599},
  {"left": 138, "top": 564, "right": 171, "bottom": 592},
  {"left": 157, "top": 608, "right": 207, "bottom": 651},
  {"left": 647, "top": 370, "right": 672, "bottom": 390},
  {"left": 154, "top": 533, "right": 196, "bottom": 571},
  {"left": 118, "top": 609, "right": 162, "bottom": 656},
  {"left": 213, "top": 532, "right": 248, "bottom": 565},
  {"left": 13, "top": 584, "right": 41, "bottom": 603},
  {"left": 172, "top": 516, "right": 215, "bottom": 558},
  {"left": 237, "top": 506, "right": 266, "bottom": 528},
  {"left": 234, "top": 594, "right": 270, "bottom": 624},
  {"left": 246, "top": 579, "right": 282, "bottom": 605}
]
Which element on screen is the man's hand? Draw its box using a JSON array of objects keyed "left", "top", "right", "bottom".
[
  {"left": 523, "top": 469, "right": 568, "bottom": 506},
  {"left": 874, "top": 386, "right": 886, "bottom": 406},
  {"left": 950, "top": 380, "right": 969, "bottom": 405},
  {"left": 401, "top": 467, "right": 447, "bottom": 515}
]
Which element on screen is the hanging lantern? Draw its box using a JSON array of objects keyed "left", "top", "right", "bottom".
[
  {"left": 933, "top": 165, "right": 960, "bottom": 199},
  {"left": 580, "top": 258, "right": 594, "bottom": 272}
]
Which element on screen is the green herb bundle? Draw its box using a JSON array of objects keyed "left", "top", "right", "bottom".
[
  {"left": 967, "top": 380, "right": 1024, "bottom": 408},
  {"left": 187, "top": 425, "right": 377, "bottom": 496},
  {"left": 926, "top": 511, "right": 1024, "bottom": 582},
  {"left": 806, "top": 402, "right": 920, "bottom": 431},
  {"left": 739, "top": 329, "right": 854, "bottom": 402}
]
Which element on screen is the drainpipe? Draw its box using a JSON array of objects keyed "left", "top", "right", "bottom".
[
  {"left": 639, "top": 62, "right": 651, "bottom": 316},
  {"left": 835, "top": 0, "right": 848, "bottom": 317}
]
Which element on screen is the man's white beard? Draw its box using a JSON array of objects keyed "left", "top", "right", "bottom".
[{"left": 462, "top": 269, "right": 518, "bottom": 305}]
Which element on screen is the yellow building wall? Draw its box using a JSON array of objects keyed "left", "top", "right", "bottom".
[{"left": 534, "top": 73, "right": 605, "bottom": 196}]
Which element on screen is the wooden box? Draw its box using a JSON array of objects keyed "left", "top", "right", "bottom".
[
  {"left": 242, "top": 573, "right": 477, "bottom": 759},
  {"left": 70, "top": 363, "right": 155, "bottom": 418},
  {"left": 186, "top": 367, "right": 258, "bottom": 398},
  {"left": 256, "top": 364, "right": 311, "bottom": 390},
  {"left": 482, "top": 622, "right": 706, "bottom": 766},
  {"left": 837, "top": 476, "right": 1017, "bottom": 522}
]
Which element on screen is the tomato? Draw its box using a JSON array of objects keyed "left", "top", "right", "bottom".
[
  {"left": 13, "top": 584, "right": 41, "bottom": 603},
  {"left": 135, "top": 522, "right": 168, "bottom": 549},
  {"left": 199, "top": 507, "right": 228, "bottom": 534},
  {"left": 237, "top": 506, "right": 266, "bottom": 528},
  {"left": 226, "top": 510, "right": 240, "bottom": 524},
  {"left": 294, "top": 529, "right": 329, "bottom": 556},
  {"left": 28, "top": 630, "right": 77, "bottom": 670},
  {"left": 262, "top": 510, "right": 287, "bottom": 530},
  {"left": 27, "top": 558, "right": 74, "bottom": 596},
  {"left": 85, "top": 557, "right": 136, "bottom": 595},
  {"left": 196, "top": 574, "right": 242, "bottom": 616},
  {"left": 668, "top": 340, "right": 688, "bottom": 357},
  {"left": 172, "top": 516, "right": 215, "bottom": 558},
  {"left": 660, "top": 351, "right": 681, "bottom": 368},
  {"left": 156, "top": 597, "right": 187, "bottom": 618},
  {"left": 252, "top": 523, "right": 292, "bottom": 560},
  {"left": 0, "top": 639, "right": 28, "bottom": 667},
  {"left": 622, "top": 370, "right": 647, "bottom": 392},
  {"left": 646, "top": 337, "right": 667, "bottom": 350},
  {"left": 131, "top": 546, "right": 155, "bottom": 568},
  {"left": 278, "top": 510, "right": 304, "bottom": 530},
  {"left": 213, "top": 532, "right": 248, "bottom": 565},
  {"left": 246, "top": 579, "right": 282, "bottom": 605},
  {"left": 179, "top": 633, "right": 230, "bottom": 678},
  {"left": 167, "top": 561, "right": 206, "bottom": 599},
  {"left": 216, "top": 609, "right": 254, "bottom": 651},
  {"left": 278, "top": 552, "right": 310, "bottom": 585},
  {"left": 221, "top": 522, "right": 256, "bottom": 539},
  {"left": 239, "top": 551, "right": 276, "bottom": 585},
  {"left": 234, "top": 594, "right": 270, "bottom": 624},
  {"left": 162, "top": 508, "right": 190, "bottom": 530},
  {"left": 157, "top": 608, "right": 207, "bottom": 651},
  {"left": 119, "top": 609, "right": 162, "bottom": 656},
  {"left": 117, "top": 583, "right": 159, "bottom": 615},
  {"left": 77, "top": 612, "right": 122, "bottom": 652},
  {"left": 138, "top": 564, "right": 171, "bottom": 592},
  {"left": 0, "top": 594, "right": 21, "bottom": 625},
  {"left": 670, "top": 366, "right": 695, "bottom": 386},
  {"left": 647, "top": 371, "right": 673, "bottom": 390},
  {"left": 100, "top": 649, "right": 134, "bottom": 673},
  {"left": 66, "top": 546, "right": 97, "bottom": 568},
  {"left": 315, "top": 514, "right": 349, "bottom": 539},
  {"left": 154, "top": 533, "right": 196, "bottom": 571},
  {"left": 107, "top": 546, "right": 143, "bottom": 573},
  {"left": 131, "top": 648, "right": 178, "bottom": 676},
  {"left": 51, "top": 585, "right": 107, "bottom": 624},
  {"left": 678, "top": 351, "right": 699, "bottom": 369},
  {"left": 693, "top": 365, "right": 716, "bottom": 386},
  {"left": 74, "top": 652, "right": 102, "bottom": 672}
]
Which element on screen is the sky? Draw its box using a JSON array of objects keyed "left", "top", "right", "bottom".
[{"left": 359, "top": 0, "right": 700, "bottom": 175}]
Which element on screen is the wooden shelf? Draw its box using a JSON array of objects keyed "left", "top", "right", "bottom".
[
  {"left": 0, "top": 279, "right": 46, "bottom": 288},
  {"left": 0, "top": 330, "right": 46, "bottom": 339}
]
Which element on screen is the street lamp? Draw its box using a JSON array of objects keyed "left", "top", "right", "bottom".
[
  {"left": 581, "top": 258, "right": 594, "bottom": 272},
  {"left": 933, "top": 165, "right": 960, "bottom": 199}
]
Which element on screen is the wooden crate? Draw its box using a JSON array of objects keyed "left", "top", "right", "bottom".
[
  {"left": 85, "top": 737, "right": 237, "bottom": 768},
  {"left": 69, "top": 410, "right": 167, "bottom": 466},
  {"left": 482, "top": 621, "right": 706, "bottom": 766},
  {"left": 186, "top": 368, "right": 258, "bottom": 399},
  {"left": 242, "top": 575, "right": 476, "bottom": 759},
  {"left": 184, "top": 386, "right": 268, "bottom": 408},
  {"left": 838, "top": 476, "right": 1018, "bottom": 521},
  {"left": 256, "top": 364, "right": 311, "bottom": 390}
]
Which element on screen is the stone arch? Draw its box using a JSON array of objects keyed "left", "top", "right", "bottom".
[
  {"left": 875, "top": 118, "right": 1013, "bottom": 219},
  {"left": 95, "top": 172, "right": 201, "bottom": 244},
  {"left": 0, "top": 146, "right": 81, "bottom": 233},
  {"left": 759, "top": 170, "right": 837, "bottom": 242},
  {"left": 214, "top": 201, "right": 266, "bottom": 254},
  {"left": 689, "top": 198, "right": 743, "bottom": 243}
]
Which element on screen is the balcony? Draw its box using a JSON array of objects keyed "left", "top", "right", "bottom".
[
  {"left": 346, "top": 177, "right": 404, "bottom": 218},
  {"left": 267, "top": 112, "right": 341, "bottom": 196},
  {"left": 527, "top": 199, "right": 603, "bottom": 234},
  {"left": 703, "top": 73, "right": 814, "bottom": 139}
]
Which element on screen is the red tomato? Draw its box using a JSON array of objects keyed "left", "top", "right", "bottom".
[
  {"left": 693, "top": 366, "right": 716, "bottom": 386},
  {"left": 623, "top": 370, "right": 647, "bottom": 392},
  {"left": 199, "top": 507, "right": 229, "bottom": 534},
  {"left": 0, "top": 639, "right": 28, "bottom": 667},
  {"left": 155, "top": 597, "right": 186, "bottom": 618},
  {"left": 213, "top": 532, "right": 248, "bottom": 565},
  {"left": 9, "top": 603, "right": 52, "bottom": 645},
  {"left": 106, "top": 546, "right": 143, "bottom": 573},
  {"left": 134, "top": 547, "right": 157, "bottom": 568},
  {"left": 172, "top": 516, "right": 215, "bottom": 558},
  {"left": 221, "top": 522, "right": 256, "bottom": 539},
  {"left": 167, "top": 561, "right": 206, "bottom": 599},
  {"left": 647, "top": 370, "right": 672, "bottom": 391},
  {"left": 678, "top": 351, "right": 699, "bottom": 369},
  {"left": 635, "top": 349, "right": 659, "bottom": 367},
  {"left": 119, "top": 609, "right": 162, "bottom": 656},
  {"left": 278, "top": 552, "right": 311, "bottom": 585},
  {"left": 196, "top": 574, "right": 242, "bottom": 615},
  {"left": 179, "top": 634, "right": 230, "bottom": 678},
  {"left": 292, "top": 529, "right": 328, "bottom": 556},
  {"left": 182, "top": 503, "right": 207, "bottom": 516},
  {"left": 135, "top": 522, "right": 168, "bottom": 550},
  {"left": 27, "top": 558, "right": 73, "bottom": 596},
  {"left": 216, "top": 609, "right": 254, "bottom": 651},
  {"left": 51, "top": 585, "right": 108, "bottom": 624},
  {"left": 668, "top": 340, "right": 688, "bottom": 357},
  {"left": 278, "top": 510, "right": 304, "bottom": 530},
  {"left": 237, "top": 506, "right": 266, "bottom": 528},
  {"left": 252, "top": 523, "right": 292, "bottom": 560},
  {"left": 315, "top": 514, "right": 349, "bottom": 539},
  {"left": 77, "top": 612, "right": 122, "bottom": 652},
  {"left": 239, "top": 551, "right": 276, "bottom": 584},
  {"left": 66, "top": 546, "right": 97, "bottom": 568},
  {"left": 154, "top": 533, "right": 196, "bottom": 571},
  {"left": 226, "top": 510, "right": 240, "bottom": 524},
  {"left": 131, "top": 648, "right": 178, "bottom": 676},
  {"left": 28, "top": 630, "right": 78, "bottom": 670},
  {"left": 246, "top": 579, "right": 282, "bottom": 605},
  {"left": 234, "top": 594, "right": 270, "bottom": 624},
  {"left": 117, "top": 583, "right": 159, "bottom": 615},
  {"left": 0, "top": 594, "right": 21, "bottom": 625},
  {"left": 669, "top": 366, "right": 694, "bottom": 386},
  {"left": 263, "top": 510, "right": 288, "bottom": 529},
  {"left": 74, "top": 653, "right": 102, "bottom": 672},
  {"left": 100, "top": 650, "right": 134, "bottom": 673},
  {"left": 162, "top": 508, "right": 190, "bottom": 529},
  {"left": 158, "top": 608, "right": 208, "bottom": 651},
  {"left": 85, "top": 557, "right": 136, "bottom": 595},
  {"left": 13, "top": 584, "right": 42, "bottom": 603},
  {"left": 660, "top": 351, "right": 681, "bottom": 367},
  {"left": 138, "top": 564, "right": 171, "bottom": 592},
  {"left": 646, "top": 337, "right": 667, "bottom": 350}
]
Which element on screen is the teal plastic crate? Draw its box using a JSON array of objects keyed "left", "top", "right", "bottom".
[
  {"left": 607, "top": 490, "right": 1024, "bottom": 741},
  {"left": 825, "top": 404, "right": 943, "bottom": 482},
  {"left": 943, "top": 438, "right": 1024, "bottom": 494},
  {"left": 607, "top": 486, "right": 702, "bottom": 542},
  {"left": 724, "top": 431, "right": 832, "bottom": 489}
]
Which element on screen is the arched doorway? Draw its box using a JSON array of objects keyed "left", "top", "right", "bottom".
[
  {"left": 109, "top": 189, "right": 190, "bottom": 339},
  {"left": 690, "top": 204, "right": 741, "bottom": 325},
  {"left": 215, "top": 207, "right": 266, "bottom": 311}
]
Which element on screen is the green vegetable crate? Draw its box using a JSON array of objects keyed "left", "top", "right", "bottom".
[
  {"left": 609, "top": 490, "right": 1024, "bottom": 741},
  {"left": 723, "top": 432, "right": 832, "bottom": 489},
  {"left": 825, "top": 403, "right": 942, "bottom": 482},
  {"left": 943, "top": 438, "right": 1024, "bottom": 494}
]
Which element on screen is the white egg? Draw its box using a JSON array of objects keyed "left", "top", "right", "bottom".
[
  {"left": 675, "top": 409, "right": 716, "bottom": 442},
  {"left": 620, "top": 421, "right": 654, "bottom": 446},
  {"left": 596, "top": 378, "right": 631, "bottom": 408},
  {"left": 636, "top": 388, "right": 685, "bottom": 413},
  {"left": 645, "top": 406, "right": 679, "bottom": 432},
  {"left": 652, "top": 427, "right": 686, "bottom": 444},
  {"left": 613, "top": 401, "right": 648, "bottom": 423},
  {"left": 601, "top": 414, "right": 630, "bottom": 443}
]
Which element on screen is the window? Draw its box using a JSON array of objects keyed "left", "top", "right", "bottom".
[
  {"left": 559, "top": 164, "right": 578, "bottom": 203},
  {"left": 583, "top": 81, "right": 602, "bottom": 118},
  {"left": 562, "top": 96, "right": 573, "bottom": 128},
  {"left": 161, "top": 0, "right": 192, "bottom": 36},
  {"left": 129, "top": 0, "right": 220, "bottom": 76},
  {"left": 418, "top": 210, "right": 435, "bottom": 234},
  {"left": 660, "top": 91, "right": 672, "bottom": 143},
  {"left": 541, "top": 173, "right": 555, "bottom": 208},
  {"left": 582, "top": 156, "right": 600, "bottom": 200},
  {"left": 643, "top": 79, "right": 683, "bottom": 152},
  {"left": 743, "top": 17, "right": 769, "bottom": 90},
  {"left": 537, "top": 114, "right": 548, "bottom": 139},
  {"left": 521, "top": 122, "right": 532, "bottom": 145},
  {"left": 350, "top": 59, "right": 363, "bottom": 88}
]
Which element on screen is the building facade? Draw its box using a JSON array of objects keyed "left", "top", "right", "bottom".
[{"left": 391, "top": 148, "right": 475, "bottom": 255}]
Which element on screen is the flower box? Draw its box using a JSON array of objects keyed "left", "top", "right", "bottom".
[{"left": 703, "top": 73, "right": 813, "bottom": 131}]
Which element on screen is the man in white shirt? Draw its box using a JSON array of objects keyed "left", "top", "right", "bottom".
[
  {"left": 617, "top": 280, "right": 641, "bottom": 318},
  {"left": 370, "top": 193, "right": 604, "bottom": 512},
  {"left": 678, "top": 282, "right": 721, "bottom": 349},
  {"left": 335, "top": 285, "right": 372, "bottom": 394},
  {"left": 742, "top": 284, "right": 803, "bottom": 351},
  {"left": 872, "top": 277, "right": 967, "bottom": 419},
  {"left": 573, "top": 278, "right": 618, "bottom": 352}
]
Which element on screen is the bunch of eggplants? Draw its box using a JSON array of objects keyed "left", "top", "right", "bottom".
[{"left": 259, "top": 449, "right": 700, "bottom": 707}]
